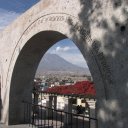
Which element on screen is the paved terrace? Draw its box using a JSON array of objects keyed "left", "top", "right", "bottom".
[
  {"left": 0, "top": 109, "right": 95, "bottom": 128},
  {"left": 0, "top": 123, "right": 29, "bottom": 128}
]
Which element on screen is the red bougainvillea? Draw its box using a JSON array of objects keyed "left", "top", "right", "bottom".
[{"left": 45, "top": 81, "right": 96, "bottom": 97}]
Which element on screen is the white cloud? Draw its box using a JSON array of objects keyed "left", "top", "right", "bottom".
[
  {"left": 49, "top": 46, "right": 77, "bottom": 54},
  {"left": 58, "top": 52, "right": 88, "bottom": 68},
  {"left": 0, "top": 7, "right": 88, "bottom": 68},
  {"left": 0, "top": 8, "right": 20, "bottom": 31},
  {"left": 48, "top": 46, "right": 88, "bottom": 68},
  {"left": 55, "top": 46, "right": 70, "bottom": 52}
]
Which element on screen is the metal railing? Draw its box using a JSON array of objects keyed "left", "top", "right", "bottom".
[{"left": 23, "top": 101, "right": 98, "bottom": 128}]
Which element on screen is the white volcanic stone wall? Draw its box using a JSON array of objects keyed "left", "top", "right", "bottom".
[{"left": 0, "top": 0, "right": 128, "bottom": 127}]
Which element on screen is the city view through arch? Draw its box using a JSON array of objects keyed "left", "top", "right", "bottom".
[
  {"left": 33, "top": 38, "right": 97, "bottom": 128},
  {"left": 0, "top": 0, "right": 128, "bottom": 127},
  {"left": 0, "top": 0, "right": 103, "bottom": 127},
  {"left": 36, "top": 38, "right": 91, "bottom": 80}
]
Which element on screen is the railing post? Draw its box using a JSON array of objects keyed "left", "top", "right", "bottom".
[
  {"left": 64, "top": 97, "right": 73, "bottom": 125},
  {"left": 23, "top": 93, "right": 98, "bottom": 128}
]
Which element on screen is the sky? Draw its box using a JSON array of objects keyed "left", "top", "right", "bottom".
[{"left": 0, "top": 0, "right": 88, "bottom": 68}]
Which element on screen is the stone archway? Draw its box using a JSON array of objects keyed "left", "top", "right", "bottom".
[
  {"left": 0, "top": 0, "right": 128, "bottom": 127},
  {"left": 9, "top": 31, "right": 67, "bottom": 124},
  {"left": 0, "top": 65, "right": 2, "bottom": 121}
]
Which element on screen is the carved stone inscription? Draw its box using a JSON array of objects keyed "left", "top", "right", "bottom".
[
  {"left": 23, "top": 14, "right": 90, "bottom": 42},
  {"left": 9, "top": 14, "right": 92, "bottom": 88},
  {"left": 68, "top": 18, "right": 90, "bottom": 41},
  {"left": 24, "top": 14, "right": 68, "bottom": 35},
  {"left": 92, "top": 42, "right": 113, "bottom": 85}
]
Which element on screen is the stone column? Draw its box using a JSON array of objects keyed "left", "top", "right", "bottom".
[
  {"left": 54, "top": 96, "right": 57, "bottom": 110},
  {"left": 0, "top": 78, "right": 1, "bottom": 121},
  {"left": 77, "top": 98, "right": 81, "bottom": 106},
  {"left": 88, "top": 100, "right": 96, "bottom": 128},
  {"left": 84, "top": 99, "right": 90, "bottom": 117},
  {"left": 64, "top": 98, "right": 73, "bottom": 125},
  {"left": 46, "top": 96, "right": 53, "bottom": 118}
]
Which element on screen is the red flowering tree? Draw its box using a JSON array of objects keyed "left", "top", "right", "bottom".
[{"left": 45, "top": 81, "right": 96, "bottom": 97}]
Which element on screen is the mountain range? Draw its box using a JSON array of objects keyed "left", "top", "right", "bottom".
[{"left": 36, "top": 53, "right": 90, "bottom": 75}]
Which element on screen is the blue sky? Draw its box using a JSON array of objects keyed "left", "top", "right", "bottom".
[
  {"left": 0, "top": 0, "right": 39, "bottom": 30},
  {"left": 0, "top": 0, "right": 88, "bottom": 68},
  {"left": 47, "top": 39, "right": 87, "bottom": 68}
]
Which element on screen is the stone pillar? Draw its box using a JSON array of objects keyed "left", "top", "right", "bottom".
[
  {"left": 64, "top": 98, "right": 73, "bottom": 125},
  {"left": 54, "top": 96, "right": 57, "bottom": 110},
  {"left": 46, "top": 96, "right": 53, "bottom": 118},
  {"left": 84, "top": 99, "right": 90, "bottom": 117},
  {"left": 77, "top": 98, "right": 81, "bottom": 105},
  {"left": 90, "top": 107, "right": 96, "bottom": 128},
  {"left": 0, "top": 79, "right": 1, "bottom": 121},
  {"left": 87, "top": 100, "right": 97, "bottom": 128}
]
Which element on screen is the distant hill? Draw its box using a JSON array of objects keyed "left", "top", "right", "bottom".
[{"left": 36, "top": 53, "right": 90, "bottom": 75}]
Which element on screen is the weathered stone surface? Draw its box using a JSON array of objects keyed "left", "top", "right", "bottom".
[
  {"left": 0, "top": 0, "right": 128, "bottom": 127},
  {"left": 0, "top": 123, "right": 29, "bottom": 128}
]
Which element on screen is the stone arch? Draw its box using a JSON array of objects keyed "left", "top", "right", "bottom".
[
  {"left": 5, "top": 13, "right": 107, "bottom": 123},
  {"left": 2, "top": 3, "right": 107, "bottom": 126},
  {"left": 9, "top": 31, "right": 67, "bottom": 124},
  {"left": 0, "top": 0, "right": 127, "bottom": 127},
  {"left": 0, "top": 61, "right": 3, "bottom": 121},
  {"left": 0, "top": 61, "right": 3, "bottom": 89}
]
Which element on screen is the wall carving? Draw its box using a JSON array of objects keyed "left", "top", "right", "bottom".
[{"left": 92, "top": 41, "right": 113, "bottom": 85}]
